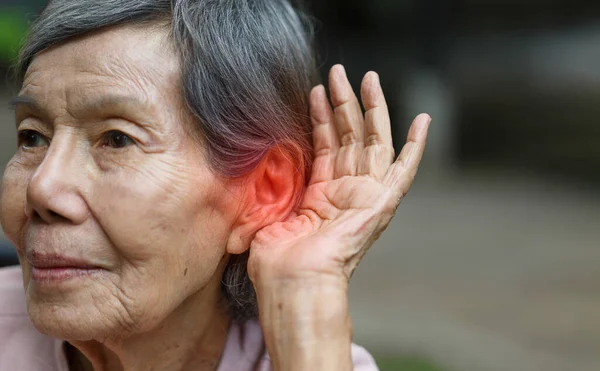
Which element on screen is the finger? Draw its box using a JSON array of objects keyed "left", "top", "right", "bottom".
[
  {"left": 329, "top": 64, "right": 365, "bottom": 177},
  {"left": 384, "top": 114, "right": 431, "bottom": 200},
  {"left": 309, "top": 84, "right": 339, "bottom": 184},
  {"left": 358, "top": 71, "right": 394, "bottom": 178},
  {"left": 361, "top": 72, "right": 393, "bottom": 150}
]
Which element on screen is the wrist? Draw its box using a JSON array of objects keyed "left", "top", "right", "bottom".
[{"left": 255, "top": 279, "right": 353, "bottom": 371}]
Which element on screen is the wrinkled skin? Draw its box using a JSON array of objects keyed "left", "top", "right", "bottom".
[
  {"left": 249, "top": 66, "right": 430, "bottom": 370},
  {"left": 249, "top": 66, "right": 430, "bottom": 283},
  {"left": 0, "top": 25, "right": 238, "bottom": 370},
  {"left": 0, "top": 21, "right": 430, "bottom": 371}
]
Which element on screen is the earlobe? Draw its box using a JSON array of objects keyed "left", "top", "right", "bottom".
[{"left": 226, "top": 146, "right": 304, "bottom": 255}]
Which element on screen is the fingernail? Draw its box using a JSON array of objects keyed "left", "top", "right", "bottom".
[
  {"left": 372, "top": 72, "right": 380, "bottom": 88},
  {"left": 337, "top": 64, "right": 347, "bottom": 78},
  {"left": 317, "top": 84, "right": 326, "bottom": 96},
  {"left": 419, "top": 113, "right": 431, "bottom": 123}
]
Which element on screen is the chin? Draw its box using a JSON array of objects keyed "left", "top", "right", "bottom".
[
  {"left": 25, "top": 280, "right": 136, "bottom": 342},
  {"left": 27, "top": 303, "right": 109, "bottom": 341}
]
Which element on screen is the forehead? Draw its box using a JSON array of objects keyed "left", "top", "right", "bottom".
[{"left": 22, "top": 24, "right": 179, "bottom": 106}]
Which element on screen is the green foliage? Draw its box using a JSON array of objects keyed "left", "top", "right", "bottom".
[
  {"left": 376, "top": 355, "right": 448, "bottom": 371},
  {"left": 0, "top": 8, "right": 28, "bottom": 63}
]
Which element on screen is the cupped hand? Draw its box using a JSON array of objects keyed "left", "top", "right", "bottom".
[{"left": 248, "top": 65, "right": 430, "bottom": 285}]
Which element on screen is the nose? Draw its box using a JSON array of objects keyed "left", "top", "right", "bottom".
[{"left": 25, "top": 135, "right": 89, "bottom": 225}]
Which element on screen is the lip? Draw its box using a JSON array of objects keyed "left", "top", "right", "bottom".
[
  {"left": 26, "top": 251, "right": 105, "bottom": 283},
  {"left": 27, "top": 251, "right": 98, "bottom": 269}
]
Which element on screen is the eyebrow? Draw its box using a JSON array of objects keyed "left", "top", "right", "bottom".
[
  {"left": 84, "top": 95, "right": 150, "bottom": 114},
  {"left": 8, "top": 96, "right": 48, "bottom": 129},
  {"left": 8, "top": 95, "right": 42, "bottom": 111},
  {"left": 8, "top": 94, "right": 153, "bottom": 125}
]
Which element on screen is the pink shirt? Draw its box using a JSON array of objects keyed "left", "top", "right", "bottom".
[{"left": 0, "top": 266, "right": 378, "bottom": 370}]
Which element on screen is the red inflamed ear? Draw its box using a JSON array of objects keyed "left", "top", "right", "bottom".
[{"left": 226, "top": 145, "right": 305, "bottom": 255}]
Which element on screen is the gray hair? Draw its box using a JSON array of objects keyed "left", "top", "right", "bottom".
[{"left": 18, "top": 0, "right": 318, "bottom": 321}]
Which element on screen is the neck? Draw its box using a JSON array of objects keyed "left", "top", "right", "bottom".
[{"left": 67, "top": 284, "right": 231, "bottom": 371}]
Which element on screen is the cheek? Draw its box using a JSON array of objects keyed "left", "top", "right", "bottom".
[
  {"left": 85, "top": 159, "right": 233, "bottom": 332},
  {"left": 90, "top": 157, "right": 231, "bottom": 290},
  {"left": 0, "top": 161, "right": 29, "bottom": 250}
]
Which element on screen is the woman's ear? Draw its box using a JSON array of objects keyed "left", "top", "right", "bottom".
[{"left": 226, "top": 146, "right": 305, "bottom": 255}]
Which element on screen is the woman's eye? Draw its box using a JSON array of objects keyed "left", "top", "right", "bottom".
[
  {"left": 18, "top": 130, "right": 49, "bottom": 149},
  {"left": 102, "top": 130, "right": 134, "bottom": 149}
]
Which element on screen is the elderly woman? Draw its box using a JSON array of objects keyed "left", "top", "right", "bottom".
[{"left": 0, "top": 0, "right": 430, "bottom": 370}]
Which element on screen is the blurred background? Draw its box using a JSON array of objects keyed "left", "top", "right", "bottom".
[{"left": 0, "top": 1, "right": 599, "bottom": 370}]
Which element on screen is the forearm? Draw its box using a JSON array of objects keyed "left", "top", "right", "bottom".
[{"left": 255, "top": 277, "right": 353, "bottom": 371}]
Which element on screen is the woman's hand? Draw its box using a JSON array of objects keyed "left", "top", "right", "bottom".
[
  {"left": 248, "top": 65, "right": 430, "bottom": 371},
  {"left": 249, "top": 65, "right": 430, "bottom": 284}
]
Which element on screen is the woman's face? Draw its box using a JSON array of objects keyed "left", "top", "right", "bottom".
[{"left": 0, "top": 25, "right": 241, "bottom": 340}]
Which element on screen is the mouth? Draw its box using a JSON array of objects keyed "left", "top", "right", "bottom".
[{"left": 27, "top": 251, "right": 105, "bottom": 283}]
